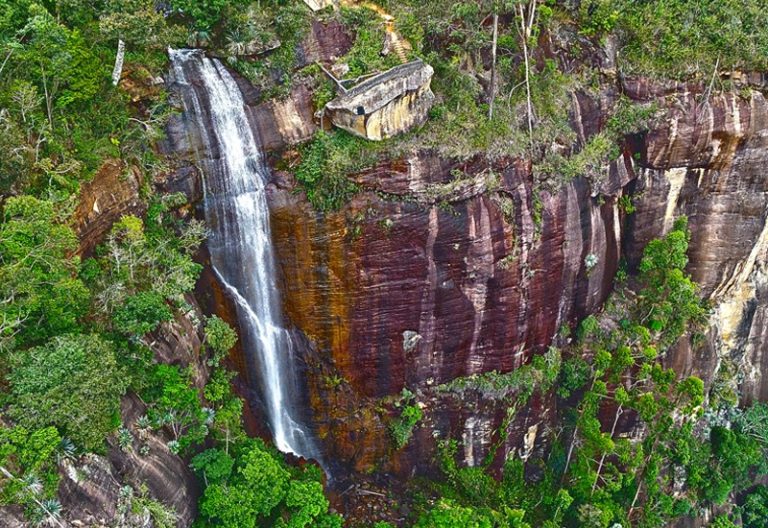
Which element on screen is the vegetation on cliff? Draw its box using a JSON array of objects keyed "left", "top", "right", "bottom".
[
  {"left": 0, "top": 1, "right": 338, "bottom": 525},
  {"left": 388, "top": 219, "right": 768, "bottom": 528},
  {"left": 1, "top": 1, "right": 768, "bottom": 527},
  {"left": 286, "top": 0, "right": 767, "bottom": 209}
]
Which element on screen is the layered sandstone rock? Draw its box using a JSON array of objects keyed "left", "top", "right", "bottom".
[
  {"left": 163, "top": 54, "right": 768, "bottom": 480},
  {"left": 325, "top": 61, "right": 435, "bottom": 140},
  {"left": 618, "top": 81, "right": 768, "bottom": 409},
  {"left": 74, "top": 159, "right": 145, "bottom": 256}
]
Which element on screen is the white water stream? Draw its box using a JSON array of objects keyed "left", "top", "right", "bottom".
[{"left": 169, "top": 49, "right": 317, "bottom": 461}]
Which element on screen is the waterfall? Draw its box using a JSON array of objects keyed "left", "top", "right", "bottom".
[{"left": 168, "top": 49, "right": 318, "bottom": 462}]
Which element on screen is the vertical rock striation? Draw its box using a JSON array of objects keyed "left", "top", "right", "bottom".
[
  {"left": 168, "top": 49, "right": 321, "bottom": 463},
  {"left": 163, "top": 55, "right": 768, "bottom": 477}
]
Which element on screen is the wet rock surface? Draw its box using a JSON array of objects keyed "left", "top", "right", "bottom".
[{"left": 162, "top": 50, "right": 768, "bottom": 498}]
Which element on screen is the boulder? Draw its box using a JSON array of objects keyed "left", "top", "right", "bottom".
[
  {"left": 302, "top": 0, "right": 336, "bottom": 11},
  {"left": 325, "top": 60, "right": 435, "bottom": 140}
]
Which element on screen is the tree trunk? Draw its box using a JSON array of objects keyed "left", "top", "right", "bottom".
[
  {"left": 488, "top": 13, "right": 498, "bottom": 119},
  {"left": 112, "top": 39, "right": 125, "bottom": 86}
]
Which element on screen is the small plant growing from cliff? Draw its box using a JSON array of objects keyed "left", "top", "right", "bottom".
[
  {"left": 531, "top": 192, "right": 544, "bottom": 236},
  {"left": 618, "top": 194, "right": 636, "bottom": 214},
  {"left": 390, "top": 404, "right": 423, "bottom": 449},
  {"left": 584, "top": 253, "right": 599, "bottom": 274},
  {"left": 322, "top": 374, "right": 346, "bottom": 390}
]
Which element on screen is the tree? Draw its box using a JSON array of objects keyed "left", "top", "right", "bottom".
[
  {"left": 7, "top": 333, "right": 126, "bottom": 451},
  {"left": 0, "top": 196, "right": 89, "bottom": 353},
  {"left": 741, "top": 485, "right": 768, "bottom": 528},
  {"left": 170, "top": 0, "right": 244, "bottom": 32},
  {"left": 204, "top": 315, "right": 238, "bottom": 364},
  {"left": 198, "top": 440, "right": 290, "bottom": 527},
  {"left": 94, "top": 213, "right": 203, "bottom": 318},
  {"left": 99, "top": 0, "right": 186, "bottom": 49},
  {"left": 414, "top": 499, "right": 530, "bottom": 528},
  {"left": 112, "top": 290, "right": 173, "bottom": 337},
  {"left": 195, "top": 439, "right": 342, "bottom": 528},
  {"left": 143, "top": 364, "right": 207, "bottom": 450}
]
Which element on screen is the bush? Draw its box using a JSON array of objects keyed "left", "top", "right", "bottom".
[
  {"left": 741, "top": 485, "right": 768, "bottom": 528},
  {"left": 204, "top": 315, "right": 238, "bottom": 360},
  {"left": 295, "top": 130, "right": 375, "bottom": 211},
  {"left": 390, "top": 404, "right": 423, "bottom": 449},
  {"left": 113, "top": 291, "right": 173, "bottom": 337},
  {"left": 0, "top": 196, "right": 89, "bottom": 352},
  {"left": 7, "top": 334, "right": 126, "bottom": 451}
]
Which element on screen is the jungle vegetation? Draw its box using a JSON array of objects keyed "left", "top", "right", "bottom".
[{"left": 1, "top": 1, "right": 767, "bottom": 527}]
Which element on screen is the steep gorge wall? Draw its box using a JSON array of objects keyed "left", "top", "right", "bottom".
[
  {"left": 163, "top": 50, "right": 768, "bottom": 479},
  {"left": 622, "top": 79, "right": 768, "bottom": 406},
  {"left": 276, "top": 82, "right": 768, "bottom": 476}
]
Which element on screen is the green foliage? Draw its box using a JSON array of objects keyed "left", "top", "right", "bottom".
[
  {"left": 19, "top": 5, "right": 103, "bottom": 109},
  {"left": 339, "top": 7, "right": 402, "bottom": 78},
  {"left": 205, "top": 315, "right": 238, "bottom": 360},
  {"left": 390, "top": 404, "right": 423, "bottom": 449},
  {"left": 7, "top": 333, "right": 126, "bottom": 451},
  {"left": 113, "top": 291, "right": 173, "bottom": 337},
  {"left": 130, "top": 490, "right": 179, "bottom": 528},
  {"left": 195, "top": 439, "right": 342, "bottom": 528},
  {"left": 711, "top": 515, "right": 739, "bottom": 528},
  {"left": 439, "top": 347, "right": 561, "bottom": 400},
  {"left": 143, "top": 364, "right": 207, "bottom": 451},
  {"left": 575, "top": 0, "right": 768, "bottom": 78},
  {"left": 100, "top": 0, "right": 186, "bottom": 48},
  {"left": 224, "top": 1, "right": 309, "bottom": 96},
  {"left": 191, "top": 449, "right": 235, "bottom": 484},
  {"left": 0, "top": 196, "right": 89, "bottom": 353},
  {"left": 93, "top": 213, "right": 203, "bottom": 322},
  {"left": 0, "top": 425, "right": 62, "bottom": 512},
  {"left": 295, "top": 130, "right": 382, "bottom": 211},
  {"left": 414, "top": 499, "right": 497, "bottom": 528},
  {"left": 741, "top": 485, "right": 768, "bottom": 528},
  {"left": 170, "top": 0, "right": 246, "bottom": 31},
  {"left": 637, "top": 217, "right": 707, "bottom": 345}
]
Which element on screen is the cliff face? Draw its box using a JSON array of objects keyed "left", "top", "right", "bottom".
[
  {"left": 622, "top": 79, "right": 768, "bottom": 405},
  {"left": 267, "top": 78, "right": 768, "bottom": 476},
  {"left": 163, "top": 51, "right": 768, "bottom": 480}
]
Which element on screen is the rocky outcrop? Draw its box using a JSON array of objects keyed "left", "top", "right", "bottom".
[
  {"left": 52, "top": 308, "right": 206, "bottom": 527},
  {"left": 106, "top": 394, "right": 200, "bottom": 525},
  {"left": 325, "top": 61, "right": 435, "bottom": 140},
  {"left": 74, "top": 159, "right": 145, "bottom": 256},
  {"left": 162, "top": 48, "right": 768, "bottom": 491},
  {"left": 302, "top": 0, "right": 336, "bottom": 11}
]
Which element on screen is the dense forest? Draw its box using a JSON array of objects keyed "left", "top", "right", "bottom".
[{"left": 1, "top": 1, "right": 768, "bottom": 527}]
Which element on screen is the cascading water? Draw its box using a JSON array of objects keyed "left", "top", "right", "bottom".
[{"left": 168, "top": 49, "right": 318, "bottom": 462}]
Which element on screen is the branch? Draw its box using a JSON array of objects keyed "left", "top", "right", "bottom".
[
  {"left": 111, "top": 39, "right": 125, "bottom": 86},
  {"left": 315, "top": 61, "right": 348, "bottom": 94},
  {"left": 518, "top": 3, "right": 534, "bottom": 149}
]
